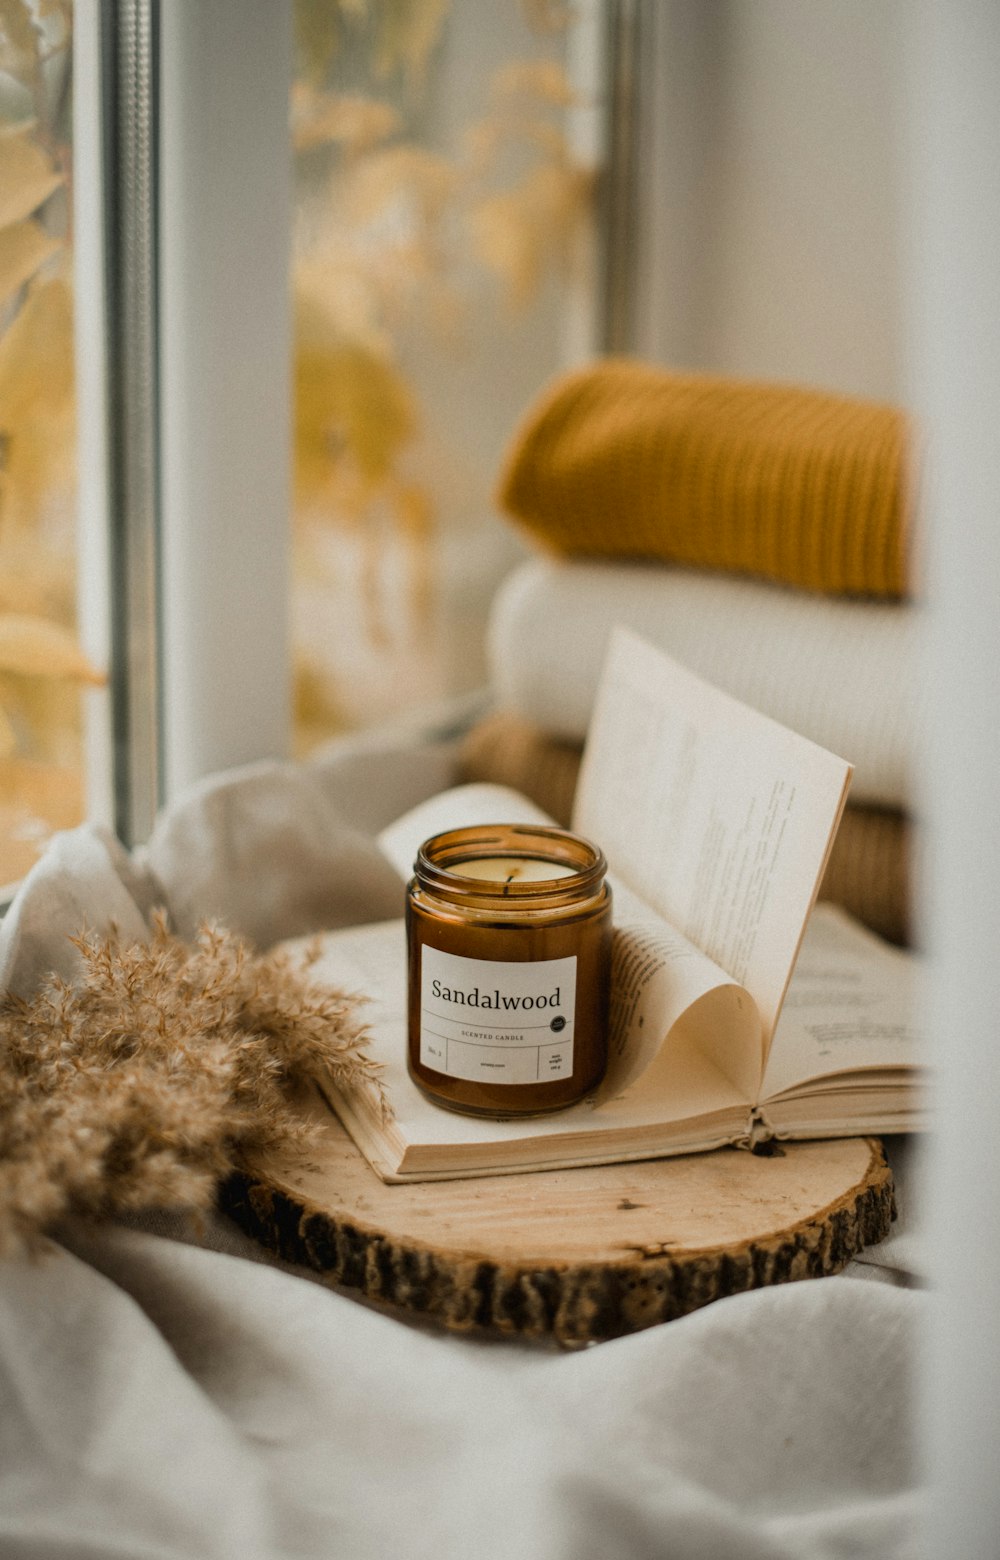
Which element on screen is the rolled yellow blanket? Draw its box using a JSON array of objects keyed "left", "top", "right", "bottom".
[
  {"left": 497, "top": 359, "right": 915, "bottom": 598},
  {"left": 459, "top": 711, "right": 912, "bottom": 947}
]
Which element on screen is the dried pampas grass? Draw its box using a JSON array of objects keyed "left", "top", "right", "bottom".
[{"left": 0, "top": 915, "right": 381, "bottom": 1253}]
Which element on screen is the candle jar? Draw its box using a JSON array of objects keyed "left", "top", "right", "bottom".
[{"left": 405, "top": 823, "right": 612, "bottom": 1117}]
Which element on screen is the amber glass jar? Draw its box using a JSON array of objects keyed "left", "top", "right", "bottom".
[{"left": 405, "top": 823, "right": 612, "bottom": 1117}]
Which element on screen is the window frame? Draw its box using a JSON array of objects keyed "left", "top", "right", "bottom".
[{"left": 74, "top": 0, "right": 293, "bottom": 848}]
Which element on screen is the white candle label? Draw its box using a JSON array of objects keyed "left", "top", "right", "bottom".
[{"left": 419, "top": 946, "right": 577, "bottom": 1086}]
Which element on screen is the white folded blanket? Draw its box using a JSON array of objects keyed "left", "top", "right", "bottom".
[{"left": 489, "top": 558, "right": 922, "bottom": 808}]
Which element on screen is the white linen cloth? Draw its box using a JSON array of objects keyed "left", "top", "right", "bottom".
[
  {"left": 489, "top": 558, "right": 922, "bottom": 808},
  {"left": 0, "top": 728, "right": 925, "bottom": 1559}
]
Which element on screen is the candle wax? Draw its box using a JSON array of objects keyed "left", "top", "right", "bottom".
[{"left": 454, "top": 855, "right": 578, "bottom": 883}]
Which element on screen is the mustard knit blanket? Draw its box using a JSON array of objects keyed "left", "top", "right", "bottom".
[{"left": 497, "top": 359, "right": 914, "bottom": 598}]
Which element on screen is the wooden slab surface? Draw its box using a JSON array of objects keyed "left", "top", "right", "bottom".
[{"left": 221, "top": 1090, "right": 894, "bottom": 1347}]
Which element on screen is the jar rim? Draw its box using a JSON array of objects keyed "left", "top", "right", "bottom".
[{"left": 413, "top": 823, "right": 607, "bottom": 907}]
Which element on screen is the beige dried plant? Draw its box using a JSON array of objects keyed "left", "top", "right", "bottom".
[{"left": 0, "top": 915, "right": 382, "bottom": 1254}]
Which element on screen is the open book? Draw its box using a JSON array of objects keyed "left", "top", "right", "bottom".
[{"left": 289, "top": 629, "right": 923, "bottom": 1182}]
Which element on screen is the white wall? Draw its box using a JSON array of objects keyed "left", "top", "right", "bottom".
[
  {"left": 909, "top": 2, "right": 1000, "bottom": 1550},
  {"left": 637, "top": 0, "right": 905, "bottom": 404}
]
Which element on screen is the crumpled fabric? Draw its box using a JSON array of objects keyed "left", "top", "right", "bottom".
[
  {"left": 0, "top": 1224, "right": 922, "bottom": 1560},
  {"left": 0, "top": 726, "right": 925, "bottom": 1559}
]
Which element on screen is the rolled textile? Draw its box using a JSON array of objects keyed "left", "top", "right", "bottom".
[
  {"left": 488, "top": 557, "right": 921, "bottom": 810},
  {"left": 458, "top": 710, "right": 912, "bottom": 947},
  {"left": 497, "top": 359, "right": 915, "bottom": 598},
  {"left": 460, "top": 710, "right": 581, "bottom": 828}
]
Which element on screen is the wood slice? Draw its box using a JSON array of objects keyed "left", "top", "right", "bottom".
[{"left": 220, "top": 1093, "right": 894, "bottom": 1347}]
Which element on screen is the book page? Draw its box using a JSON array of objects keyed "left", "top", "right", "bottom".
[
  {"left": 574, "top": 629, "right": 853, "bottom": 1054},
  {"left": 377, "top": 783, "right": 554, "bottom": 879},
  {"left": 760, "top": 904, "right": 920, "bottom": 1101},
  {"left": 603, "top": 881, "right": 761, "bottom": 1099}
]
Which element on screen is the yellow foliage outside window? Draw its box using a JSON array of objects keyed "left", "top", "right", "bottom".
[
  {"left": 0, "top": 1, "right": 101, "bottom": 884},
  {"left": 290, "top": 0, "right": 593, "bottom": 747}
]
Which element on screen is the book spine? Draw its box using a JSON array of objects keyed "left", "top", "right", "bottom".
[{"left": 744, "top": 1106, "right": 775, "bottom": 1151}]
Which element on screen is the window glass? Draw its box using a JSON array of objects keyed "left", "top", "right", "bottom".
[
  {"left": 290, "top": 0, "right": 596, "bottom": 750},
  {"left": 0, "top": 1, "right": 91, "bottom": 886}
]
